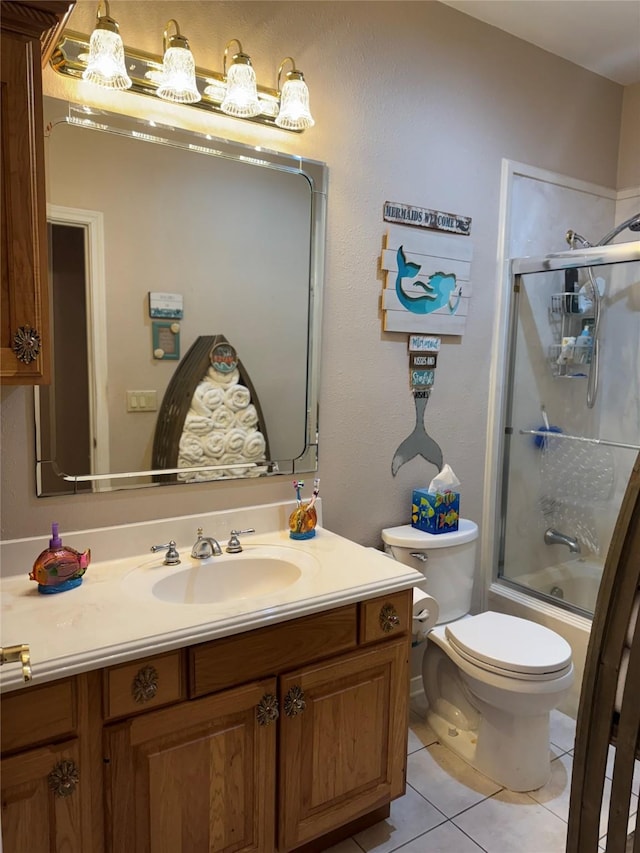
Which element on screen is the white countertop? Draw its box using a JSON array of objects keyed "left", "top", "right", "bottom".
[{"left": 1, "top": 512, "right": 421, "bottom": 693}]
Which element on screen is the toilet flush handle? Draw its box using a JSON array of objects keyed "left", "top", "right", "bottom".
[{"left": 410, "top": 552, "right": 428, "bottom": 562}]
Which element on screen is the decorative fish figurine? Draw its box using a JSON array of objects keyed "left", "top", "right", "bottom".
[
  {"left": 395, "top": 246, "right": 460, "bottom": 314},
  {"left": 392, "top": 392, "right": 443, "bottom": 476},
  {"left": 30, "top": 524, "right": 90, "bottom": 594}
]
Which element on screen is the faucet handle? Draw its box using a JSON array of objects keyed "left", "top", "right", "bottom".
[
  {"left": 226, "top": 528, "right": 255, "bottom": 553},
  {"left": 150, "top": 540, "right": 181, "bottom": 565},
  {"left": 1, "top": 643, "right": 32, "bottom": 682}
]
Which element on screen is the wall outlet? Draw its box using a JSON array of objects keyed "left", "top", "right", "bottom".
[{"left": 126, "top": 390, "right": 158, "bottom": 412}]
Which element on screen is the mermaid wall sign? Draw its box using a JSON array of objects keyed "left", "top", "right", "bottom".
[{"left": 381, "top": 225, "right": 473, "bottom": 335}]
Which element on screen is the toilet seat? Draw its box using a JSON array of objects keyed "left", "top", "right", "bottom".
[{"left": 444, "top": 612, "right": 572, "bottom": 682}]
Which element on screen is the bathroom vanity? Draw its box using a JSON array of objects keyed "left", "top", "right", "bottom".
[{"left": 0, "top": 510, "right": 420, "bottom": 852}]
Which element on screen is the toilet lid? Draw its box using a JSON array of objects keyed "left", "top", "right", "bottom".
[{"left": 445, "top": 612, "right": 572, "bottom": 677}]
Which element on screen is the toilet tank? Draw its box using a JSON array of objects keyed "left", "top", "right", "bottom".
[{"left": 382, "top": 519, "right": 478, "bottom": 623}]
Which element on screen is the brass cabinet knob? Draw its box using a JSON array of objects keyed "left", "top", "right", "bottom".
[
  {"left": 48, "top": 759, "right": 79, "bottom": 798},
  {"left": 256, "top": 693, "right": 279, "bottom": 726},
  {"left": 12, "top": 325, "right": 41, "bottom": 364},
  {"left": 379, "top": 603, "right": 400, "bottom": 633},
  {"left": 131, "top": 664, "right": 159, "bottom": 703},
  {"left": 283, "top": 685, "right": 306, "bottom": 717}
]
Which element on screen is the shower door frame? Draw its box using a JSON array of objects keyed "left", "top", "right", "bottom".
[{"left": 494, "top": 240, "right": 640, "bottom": 616}]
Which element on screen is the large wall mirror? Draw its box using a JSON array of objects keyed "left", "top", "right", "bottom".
[{"left": 37, "top": 98, "right": 327, "bottom": 495}]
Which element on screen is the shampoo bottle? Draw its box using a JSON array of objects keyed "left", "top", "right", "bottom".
[
  {"left": 30, "top": 523, "right": 91, "bottom": 594},
  {"left": 574, "top": 325, "right": 593, "bottom": 364}
]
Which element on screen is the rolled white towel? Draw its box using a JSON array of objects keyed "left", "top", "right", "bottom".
[
  {"left": 183, "top": 414, "right": 215, "bottom": 436},
  {"left": 197, "top": 384, "right": 225, "bottom": 413},
  {"left": 210, "top": 406, "right": 234, "bottom": 431},
  {"left": 224, "top": 428, "right": 247, "bottom": 455},
  {"left": 206, "top": 366, "right": 240, "bottom": 386},
  {"left": 177, "top": 468, "right": 225, "bottom": 483},
  {"left": 234, "top": 404, "right": 258, "bottom": 430},
  {"left": 224, "top": 384, "right": 251, "bottom": 412},
  {"left": 189, "top": 394, "right": 210, "bottom": 417},
  {"left": 219, "top": 453, "right": 253, "bottom": 478},
  {"left": 203, "top": 432, "right": 225, "bottom": 458},
  {"left": 243, "top": 431, "right": 266, "bottom": 460},
  {"left": 178, "top": 434, "right": 204, "bottom": 465}
]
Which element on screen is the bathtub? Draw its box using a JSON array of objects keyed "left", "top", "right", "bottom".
[
  {"left": 509, "top": 558, "right": 603, "bottom": 614},
  {"left": 488, "top": 558, "right": 602, "bottom": 718}
]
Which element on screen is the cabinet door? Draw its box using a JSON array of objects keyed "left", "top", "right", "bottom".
[
  {"left": 104, "top": 678, "right": 277, "bottom": 853},
  {"left": 0, "top": 2, "right": 73, "bottom": 384},
  {"left": 278, "top": 637, "right": 409, "bottom": 851},
  {"left": 0, "top": 25, "right": 49, "bottom": 383},
  {"left": 1, "top": 738, "right": 84, "bottom": 853}
]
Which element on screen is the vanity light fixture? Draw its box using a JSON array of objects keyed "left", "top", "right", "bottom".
[
  {"left": 219, "top": 39, "right": 261, "bottom": 118},
  {"left": 275, "top": 57, "right": 315, "bottom": 130},
  {"left": 51, "top": 22, "right": 315, "bottom": 132},
  {"left": 156, "top": 19, "right": 201, "bottom": 104},
  {"left": 82, "top": 0, "right": 131, "bottom": 90}
]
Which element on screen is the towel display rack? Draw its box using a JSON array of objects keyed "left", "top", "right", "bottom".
[{"left": 566, "top": 451, "right": 640, "bottom": 852}]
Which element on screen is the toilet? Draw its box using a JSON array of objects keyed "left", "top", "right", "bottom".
[{"left": 382, "top": 519, "right": 574, "bottom": 792}]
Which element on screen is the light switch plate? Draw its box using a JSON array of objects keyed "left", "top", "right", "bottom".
[{"left": 126, "top": 390, "right": 158, "bottom": 412}]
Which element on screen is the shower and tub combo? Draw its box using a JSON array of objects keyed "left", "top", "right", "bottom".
[{"left": 488, "top": 214, "right": 640, "bottom": 713}]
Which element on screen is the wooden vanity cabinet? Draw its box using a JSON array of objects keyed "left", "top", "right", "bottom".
[
  {"left": 0, "top": 0, "right": 75, "bottom": 384},
  {"left": 1, "top": 591, "right": 411, "bottom": 853}
]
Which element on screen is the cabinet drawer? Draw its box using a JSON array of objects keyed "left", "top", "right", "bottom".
[
  {"left": 359, "top": 590, "right": 412, "bottom": 645},
  {"left": 190, "top": 604, "right": 358, "bottom": 698},
  {"left": 103, "top": 650, "right": 185, "bottom": 720},
  {"left": 1, "top": 678, "right": 76, "bottom": 754}
]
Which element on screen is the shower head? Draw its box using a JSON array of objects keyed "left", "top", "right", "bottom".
[
  {"left": 596, "top": 212, "right": 640, "bottom": 246},
  {"left": 566, "top": 213, "right": 640, "bottom": 249}
]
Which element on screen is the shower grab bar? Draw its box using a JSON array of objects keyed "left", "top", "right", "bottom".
[{"left": 519, "top": 429, "right": 640, "bottom": 452}]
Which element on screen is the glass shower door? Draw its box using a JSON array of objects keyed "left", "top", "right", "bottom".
[{"left": 497, "top": 243, "right": 640, "bottom": 616}]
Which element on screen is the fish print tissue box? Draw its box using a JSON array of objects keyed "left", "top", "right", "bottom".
[{"left": 412, "top": 489, "right": 460, "bottom": 534}]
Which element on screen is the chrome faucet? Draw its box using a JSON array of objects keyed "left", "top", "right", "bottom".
[
  {"left": 150, "top": 540, "right": 181, "bottom": 565},
  {"left": 544, "top": 528, "right": 581, "bottom": 555},
  {"left": 191, "top": 528, "right": 222, "bottom": 559},
  {"left": 226, "top": 528, "right": 256, "bottom": 553}
]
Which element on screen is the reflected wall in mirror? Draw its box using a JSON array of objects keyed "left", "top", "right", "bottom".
[{"left": 37, "top": 98, "right": 327, "bottom": 495}]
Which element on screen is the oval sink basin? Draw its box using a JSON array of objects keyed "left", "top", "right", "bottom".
[
  {"left": 153, "top": 557, "right": 301, "bottom": 604},
  {"left": 123, "top": 545, "right": 318, "bottom": 606}
]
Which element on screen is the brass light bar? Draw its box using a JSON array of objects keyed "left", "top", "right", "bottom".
[{"left": 50, "top": 31, "right": 304, "bottom": 133}]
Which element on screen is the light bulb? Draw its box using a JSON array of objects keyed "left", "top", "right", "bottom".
[
  {"left": 276, "top": 74, "right": 314, "bottom": 130},
  {"left": 82, "top": 2, "right": 131, "bottom": 90},
  {"left": 156, "top": 20, "right": 201, "bottom": 104},
  {"left": 221, "top": 44, "right": 261, "bottom": 118}
]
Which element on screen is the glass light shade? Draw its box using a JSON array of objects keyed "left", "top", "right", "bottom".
[
  {"left": 221, "top": 62, "right": 261, "bottom": 117},
  {"left": 203, "top": 79, "right": 227, "bottom": 103},
  {"left": 82, "top": 27, "right": 132, "bottom": 90},
  {"left": 157, "top": 46, "right": 201, "bottom": 103},
  {"left": 276, "top": 77, "right": 314, "bottom": 130}
]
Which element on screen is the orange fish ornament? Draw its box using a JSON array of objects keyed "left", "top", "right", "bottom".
[{"left": 30, "top": 523, "right": 90, "bottom": 594}]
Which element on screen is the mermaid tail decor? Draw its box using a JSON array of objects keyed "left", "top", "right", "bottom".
[{"left": 392, "top": 393, "right": 443, "bottom": 476}]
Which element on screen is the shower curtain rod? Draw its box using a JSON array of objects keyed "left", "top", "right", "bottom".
[{"left": 519, "top": 429, "right": 640, "bottom": 452}]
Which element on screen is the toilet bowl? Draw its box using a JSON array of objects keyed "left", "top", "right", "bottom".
[{"left": 382, "top": 520, "right": 574, "bottom": 791}]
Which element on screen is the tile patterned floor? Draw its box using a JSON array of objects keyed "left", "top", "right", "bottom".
[{"left": 323, "top": 699, "right": 638, "bottom": 853}]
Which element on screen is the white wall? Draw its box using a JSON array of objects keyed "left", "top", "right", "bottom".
[{"left": 0, "top": 1, "right": 630, "bottom": 557}]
